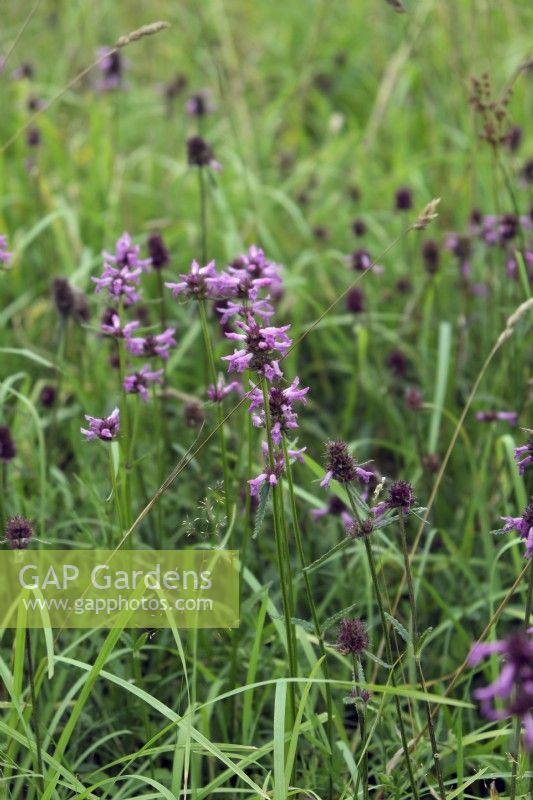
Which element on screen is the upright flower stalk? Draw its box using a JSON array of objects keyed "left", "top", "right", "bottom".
[
  {"left": 320, "top": 442, "right": 419, "bottom": 798},
  {"left": 395, "top": 494, "right": 447, "bottom": 800}
]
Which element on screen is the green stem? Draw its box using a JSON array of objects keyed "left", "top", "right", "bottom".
[
  {"left": 398, "top": 513, "right": 446, "bottom": 800},
  {"left": 198, "top": 167, "right": 208, "bottom": 264},
  {"left": 347, "top": 490, "right": 419, "bottom": 799},
  {"left": 198, "top": 299, "right": 231, "bottom": 522},
  {"left": 261, "top": 379, "right": 297, "bottom": 724},
  {"left": 510, "top": 561, "right": 533, "bottom": 800},
  {"left": 352, "top": 654, "right": 369, "bottom": 800},
  {"left": 282, "top": 436, "right": 334, "bottom": 800},
  {"left": 25, "top": 630, "right": 44, "bottom": 794},
  {"left": 116, "top": 302, "right": 132, "bottom": 532}
]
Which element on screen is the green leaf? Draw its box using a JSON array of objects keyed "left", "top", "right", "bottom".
[
  {"left": 385, "top": 612, "right": 411, "bottom": 644},
  {"left": 253, "top": 482, "right": 271, "bottom": 539},
  {"left": 303, "top": 536, "right": 352, "bottom": 575}
]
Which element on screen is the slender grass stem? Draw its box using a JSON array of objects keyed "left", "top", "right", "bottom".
[
  {"left": 282, "top": 436, "right": 334, "bottom": 799},
  {"left": 25, "top": 629, "right": 44, "bottom": 794},
  {"left": 352, "top": 654, "right": 369, "bottom": 800},
  {"left": 398, "top": 513, "right": 447, "bottom": 800},
  {"left": 347, "top": 489, "right": 419, "bottom": 799}
]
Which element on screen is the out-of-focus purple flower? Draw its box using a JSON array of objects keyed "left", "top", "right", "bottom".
[
  {"left": 346, "top": 286, "right": 365, "bottom": 313},
  {"left": 166, "top": 260, "right": 220, "bottom": 300},
  {"left": 515, "top": 437, "right": 533, "bottom": 475},
  {"left": 125, "top": 328, "right": 176, "bottom": 360},
  {"left": 186, "top": 90, "right": 214, "bottom": 117},
  {"left": 352, "top": 218, "right": 367, "bottom": 237},
  {"left": 96, "top": 48, "right": 126, "bottom": 91},
  {"left": 39, "top": 385, "right": 56, "bottom": 408},
  {"left": 103, "top": 232, "right": 151, "bottom": 273},
  {"left": 147, "top": 233, "right": 170, "bottom": 270},
  {"left": 0, "top": 426, "right": 16, "bottom": 462},
  {"left": 422, "top": 239, "right": 439, "bottom": 274},
  {"left": 246, "top": 377, "right": 309, "bottom": 444},
  {"left": 395, "top": 186, "right": 413, "bottom": 211},
  {"left": 11, "top": 63, "right": 33, "bottom": 80},
  {"left": 445, "top": 233, "right": 471, "bottom": 263},
  {"left": 93, "top": 265, "right": 142, "bottom": 305},
  {"left": 505, "top": 125, "right": 522, "bottom": 152},
  {"left": 468, "top": 630, "right": 533, "bottom": 751},
  {"left": 321, "top": 440, "right": 373, "bottom": 489},
  {"left": 405, "top": 386, "right": 424, "bottom": 411},
  {"left": 501, "top": 503, "right": 533, "bottom": 557},
  {"left": 311, "top": 495, "right": 353, "bottom": 529},
  {"left": 81, "top": 408, "right": 120, "bottom": 441},
  {"left": 123, "top": 364, "right": 164, "bottom": 401},
  {"left": 207, "top": 377, "right": 241, "bottom": 402},
  {"left": 0, "top": 235, "right": 12, "bottom": 263},
  {"left": 101, "top": 312, "right": 140, "bottom": 338},
  {"left": 386, "top": 349, "right": 409, "bottom": 378},
  {"left": 186, "top": 136, "right": 221, "bottom": 170},
  {"left": 223, "top": 315, "right": 292, "bottom": 381},
  {"left": 348, "top": 248, "right": 383, "bottom": 273},
  {"left": 248, "top": 443, "right": 306, "bottom": 496},
  {"left": 476, "top": 410, "right": 518, "bottom": 425}
]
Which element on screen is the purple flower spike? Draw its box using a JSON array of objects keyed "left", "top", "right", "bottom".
[
  {"left": 515, "top": 437, "right": 533, "bottom": 475},
  {"left": 476, "top": 410, "right": 518, "bottom": 425},
  {"left": 96, "top": 48, "right": 126, "bottom": 91},
  {"left": 100, "top": 313, "right": 140, "bottom": 338},
  {"left": 207, "top": 377, "right": 241, "bottom": 402},
  {"left": 468, "top": 630, "right": 533, "bottom": 751},
  {"left": 81, "top": 408, "right": 120, "bottom": 441},
  {"left": 321, "top": 440, "right": 371, "bottom": 489},
  {"left": 246, "top": 377, "right": 308, "bottom": 443},
  {"left": 501, "top": 503, "right": 533, "bottom": 558},
  {"left": 103, "top": 232, "right": 152, "bottom": 273},
  {"left": 0, "top": 235, "right": 12, "bottom": 263},
  {"left": 166, "top": 259, "right": 220, "bottom": 300},
  {"left": 125, "top": 328, "right": 176, "bottom": 360},
  {"left": 223, "top": 315, "right": 292, "bottom": 381},
  {"left": 123, "top": 365, "right": 163, "bottom": 401}
]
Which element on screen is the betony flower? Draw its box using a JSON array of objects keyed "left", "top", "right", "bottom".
[
  {"left": 207, "top": 377, "right": 241, "bottom": 402},
  {"left": 476, "top": 410, "right": 518, "bottom": 425},
  {"left": 5, "top": 516, "right": 33, "bottom": 550},
  {"left": 223, "top": 315, "right": 292, "bottom": 381},
  {"left": 348, "top": 248, "right": 383, "bottom": 273},
  {"left": 166, "top": 260, "right": 220, "bottom": 300},
  {"left": 147, "top": 233, "right": 170, "bottom": 269},
  {"left": 312, "top": 495, "right": 353, "bottom": 529},
  {"left": 336, "top": 618, "right": 369, "bottom": 656},
  {"left": 468, "top": 631, "right": 533, "bottom": 751},
  {"left": 501, "top": 503, "right": 533, "bottom": 558},
  {"left": 321, "top": 440, "right": 373, "bottom": 488},
  {"left": 123, "top": 364, "right": 164, "bottom": 401},
  {"left": 373, "top": 480, "right": 416, "bottom": 516},
  {"left": 96, "top": 48, "right": 125, "bottom": 91},
  {"left": 51, "top": 277, "right": 75, "bottom": 318},
  {"left": 93, "top": 264, "right": 141, "bottom": 305},
  {"left": 81, "top": 408, "right": 120, "bottom": 441},
  {"left": 186, "top": 90, "right": 214, "bottom": 117},
  {"left": 0, "top": 235, "right": 12, "bottom": 263},
  {"left": 346, "top": 286, "right": 365, "bottom": 313},
  {"left": 515, "top": 437, "right": 533, "bottom": 475},
  {"left": 248, "top": 443, "right": 306, "bottom": 497},
  {"left": 0, "top": 425, "right": 16, "bottom": 462},
  {"left": 395, "top": 186, "right": 413, "bottom": 211},
  {"left": 186, "top": 136, "right": 221, "bottom": 170},
  {"left": 103, "top": 232, "right": 151, "bottom": 273},
  {"left": 246, "top": 377, "right": 309, "bottom": 444},
  {"left": 422, "top": 239, "right": 440, "bottom": 274},
  {"left": 125, "top": 328, "right": 176, "bottom": 360},
  {"left": 39, "top": 385, "right": 56, "bottom": 408},
  {"left": 101, "top": 313, "right": 140, "bottom": 338}
]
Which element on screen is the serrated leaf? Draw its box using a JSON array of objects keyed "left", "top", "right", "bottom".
[
  {"left": 303, "top": 536, "right": 352, "bottom": 575},
  {"left": 252, "top": 483, "right": 271, "bottom": 540},
  {"left": 384, "top": 612, "right": 411, "bottom": 644},
  {"left": 415, "top": 626, "right": 433, "bottom": 656},
  {"left": 321, "top": 602, "right": 359, "bottom": 634},
  {"left": 364, "top": 650, "right": 392, "bottom": 669}
]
